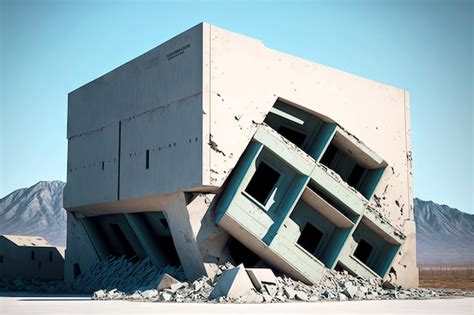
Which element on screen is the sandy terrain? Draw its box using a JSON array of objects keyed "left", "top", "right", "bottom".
[{"left": 0, "top": 292, "right": 473, "bottom": 315}]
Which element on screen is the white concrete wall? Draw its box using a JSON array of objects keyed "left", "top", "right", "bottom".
[
  {"left": 203, "top": 24, "right": 416, "bottom": 286},
  {"left": 64, "top": 23, "right": 416, "bottom": 286}
]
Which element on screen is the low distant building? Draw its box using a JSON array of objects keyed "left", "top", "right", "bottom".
[{"left": 0, "top": 235, "right": 64, "bottom": 280}]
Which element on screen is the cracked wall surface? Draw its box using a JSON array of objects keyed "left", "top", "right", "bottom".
[{"left": 64, "top": 23, "right": 417, "bottom": 287}]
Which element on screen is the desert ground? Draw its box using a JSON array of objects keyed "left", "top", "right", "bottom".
[
  {"left": 419, "top": 265, "right": 474, "bottom": 291},
  {"left": 0, "top": 292, "right": 472, "bottom": 315}
]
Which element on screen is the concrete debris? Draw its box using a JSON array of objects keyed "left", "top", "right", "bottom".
[
  {"left": 2, "top": 259, "right": 473, "bottom": 303},
  {"left": 157, "top": 274, "right": 182, "bottom": 292},
  {"left": 245, "top": 268, "right": 277, "bottom": 291},
  {"left": 209, "top": 264, "right": 254, "bottom": 300}
]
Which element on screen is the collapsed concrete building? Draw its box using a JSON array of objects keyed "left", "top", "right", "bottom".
[{"left": 64, "top": 23, "right": 417, "bottom": 288}]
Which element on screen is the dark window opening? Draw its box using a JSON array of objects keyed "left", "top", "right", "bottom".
[
  {"left": 101, "top": 161, "right": 105, "bottom": 171},
  {"left": 73, "top": 263, "right": 81, "bottom": 279},
  {"left": 245, "top": 162, "right": 280, "bottom": 205},
  {"left": 227, "top": 237, "right": 261, "bottom": 267},
  {"left": 347, "top": 164, "right": 364, "bottom": 188},
  {"left": 49, "top": 251, "right": 53, "bottom": 262},
  {"left": 320, "top": 144, "right": 337, "bottom": 167},
  {"left": 297, "top": 223, "right": 324, "bottom": 255},
  {"left": 277, "top": 125, "right": 307, "bottom": 148},
  {"left": 0, "top": 255, "right": 3, "bottom": 263},
  {"left": 31, "top": 251, "right": 35, "bottom": 260},
  {"left": 110, "top": 223, "right": 137, "bottom": 260},
  {"left": 145, "top": 150, "right": 150, "bottom": 169},
  {"left": 354, "top": 239, "right": 373, "bottom": 264},
  {"left": 160, "top": 218, "right": 169, "bottom": 230},
  {"left": 307, "top": 182, "right": 354, "bottom": 220}
]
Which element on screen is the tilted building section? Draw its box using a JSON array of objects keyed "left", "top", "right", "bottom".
[{"left": 64, "top": 23, "right": 417, "bottom": 287}]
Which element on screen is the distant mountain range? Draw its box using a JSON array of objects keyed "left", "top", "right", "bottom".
[
  {"left": 0, "top": 181, "right": 472, "bottom": 265},
  {"left": 414, "top": 198, "right": 473, "bottom": 265}
]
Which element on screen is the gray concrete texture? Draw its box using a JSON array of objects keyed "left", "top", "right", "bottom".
[{"left": 64, "top": 23, "right": 417, "bottom": 289}]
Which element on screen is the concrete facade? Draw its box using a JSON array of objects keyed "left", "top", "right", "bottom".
[
  {"left": 0, "top": 235, "right": 64, "bottom": 281},
  {"left": 64, "top": 23, "right": 417, "bottom": 287}
]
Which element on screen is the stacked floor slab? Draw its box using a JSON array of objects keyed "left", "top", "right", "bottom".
[{"left": 64, "top": 23, "right": 417, "bottom": 288}]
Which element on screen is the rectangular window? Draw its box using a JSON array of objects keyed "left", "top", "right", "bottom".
[
  {"left": 101, "top": 161, "right": 105, "bottom": 171},
  {"left": 297, "top": 223, "right": 324, "bottom": 255},
  {"left": 354, "top": 239, "right": 373, "bottom": 264},
  {"left": 0, "top": 255, "right": 3, "bottom": 263},
  {"left": 31, "top": 251, "right": 35, "bottom": 260},
  {"left": 245, "top": 162, "right": 280, "bottom": 206},
  {"left": 146, "top": 150, "right": 150, "bottom": 169},
  {"left": 49, "top": 251, "right": 53, "bottom": 262}
]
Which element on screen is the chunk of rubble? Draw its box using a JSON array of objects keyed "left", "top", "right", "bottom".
[
  {"left": 239, "top": 290, "right": 264, "bottom": 303},
  {"left": 209, "top": 264, "right": 254, "bottom": 300},
  {"left": 245, "top": 268, "right": 277, "bottom": 291},
  {"left": 92, "top": 289, "right": 106, "bottom": 300},
  {"left": 157, "top": 273, "right": 183, "bottom": 292}
]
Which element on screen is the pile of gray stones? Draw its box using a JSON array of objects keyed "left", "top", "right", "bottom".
[
  {"left": 87, "top": 258, "right": 473, "bottom": 303},
  {"left": 1, "top": 256, "right": 472, "bottom": 303}
]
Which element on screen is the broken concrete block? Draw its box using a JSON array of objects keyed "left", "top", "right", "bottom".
[
  {"left": 338, "top": 293, "right": 348, "bottom": 301},
  {"left": 157, "top": 273, "right": 181, "bottom": 291},
  {"left": 209, "top": 264, "right": 254, "bottom": 300},
  {"left": 245, "top": 268, "right": 277, "bottom": 291},
  {"left": 295, "top": 291, "right": 308, "bottom": 301},
  {"left": 264, "top": 284, "right": 278, "bottom": 297},
  {"left": 262, "top": 293, "right": 273, "bottom": 302},
  {"left": 140, "top": 289, "right": 158, "bottom": 299},
  {"left": 239, "top": 290, "right": 264, "bottom": 303},
  {"left": 382, "top": 280, "right": 397, "bottom": 290},
  {"left": 342, "top": 283, "right": 358, "bottom": 298},
  {"left": 283, "top": 287, "right": 296, "bottom": 299},
  {"left": 92, "top": 289, "right": 106, "bottom": 300},
  {"left": 159, "top": 292, "right": 172, "bottom": 302}
]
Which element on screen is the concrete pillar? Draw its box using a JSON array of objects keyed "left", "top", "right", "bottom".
[{"left": 163, "top": 192, "right": 207, "bottom": 281}]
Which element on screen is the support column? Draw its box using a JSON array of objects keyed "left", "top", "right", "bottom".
[{"left": 163, "top": 192, "right": 207, "bottom": 281}]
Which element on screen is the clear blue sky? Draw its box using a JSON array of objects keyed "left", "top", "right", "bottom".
[{"left": 0, "top": 0, "right": 472, "bottom": 213}]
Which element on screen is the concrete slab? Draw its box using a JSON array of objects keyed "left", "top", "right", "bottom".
[
  {"left": 156, "top": 274, "right": 182, "bottom": 292},
  {"left": 246, "top": 268, "right": 277, "bottom": 291},
  {"left": 209, "top": 264, "right": 254, "bottom": 299}
]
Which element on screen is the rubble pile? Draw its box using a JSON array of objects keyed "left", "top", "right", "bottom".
[
  {"left": 2, "top": 257, "right": 472, "bottom": 302},
  {"left": 0, "top": 256, "right": 185, "bottom": 294},
  {"left": 90, "top": 263, "right": 473, "bottom": 303},
  {"left": 72, "top": 256, "right": 186, "bottom": 293}
]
